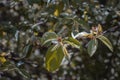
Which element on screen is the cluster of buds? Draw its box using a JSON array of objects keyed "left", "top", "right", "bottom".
[{"left": 72, "top": 24, "right": 103, "bottom": 39}]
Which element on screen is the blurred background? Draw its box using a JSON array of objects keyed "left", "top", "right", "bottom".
[{"left": 0, "top": 0, "right": 120, "bottom": 80}]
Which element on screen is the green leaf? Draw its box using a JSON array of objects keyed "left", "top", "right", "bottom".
[
  {"left": 45, "top": 45, "right": 64, "bottom": 72},
  {"left": 27, "top": 0, "right": 43, "bottom": 5},
  {"left": 74, "top": 18, "right": 90, "bottom": 30},
  {"left": 47, "top": 0, "right": 51, "bottom": 6},
  {"left": 47, "top": 0, "right": 51, "bottom": 4},
  {"left": 42, "top": 32, "right": 58, "bottom": 46},
  {"left": 87, "top": 39, "right": 98, "bottom": 56},
  {"left": 51, "top": 44, "right": 60, "bottom": 51},
  {"left": 42, "top": 38, "right": 57, "bottom": 46},
  {"left": 0, "top": 61, "right": 12, "bottom": 71},
  {"left": 16, "top": 68, "right": 31, "bottom": 79},
  {"left": 62, "top": 0, "right": 69, "bottom": 7},
  {"left": 98, "top": 35, "right": 113, "bottom": 52},
  {"left": 22, "top": 44, "right": 33, "bottom": 58},
  {"left": 64, "top": 37, "right": 81, "bottom": 49},
  {"left": 42, "top": 32, "right": 58, "bottom": 40},
  {"left": 62, "top": 46, "right": 70, "bottom": 61},
  {"left": 54, "top": 2, "right": 64, "bottom": 17}
]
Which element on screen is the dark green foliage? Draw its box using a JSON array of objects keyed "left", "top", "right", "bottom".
[{"left": 0, "top": 0, "right": 120, "bottom": 80}]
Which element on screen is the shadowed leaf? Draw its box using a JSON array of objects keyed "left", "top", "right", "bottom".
[
  {"left": 98, "top": 35, "right": 113, "bottom": 52},
  {"left": 87, "top": 39, "right": 98, "bottom": 56}
]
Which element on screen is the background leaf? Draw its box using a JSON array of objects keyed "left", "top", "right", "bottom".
[
  {"left": 42, "top": 32, "right": 58, "bottom": 46},
  {"left": 74, "top": 18, "right": 90, "bottom": 30},
  {"left": 27, "top": 0, "right": 43, "bottom": 5},
  {"left": 16, "top": 68, "right": 31, "bottom": 79},
  {"left": 62, "top": 0, "right": 69, "bottom": 7},
  {"left": 22, "top": 44, "right": 33, "bottom": 58},
  {"left": 54, "top": 2, "right": 64, "bottom": 17},
  {"left": 0, "top": 56, "right": 6, "bottom": 64}
]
